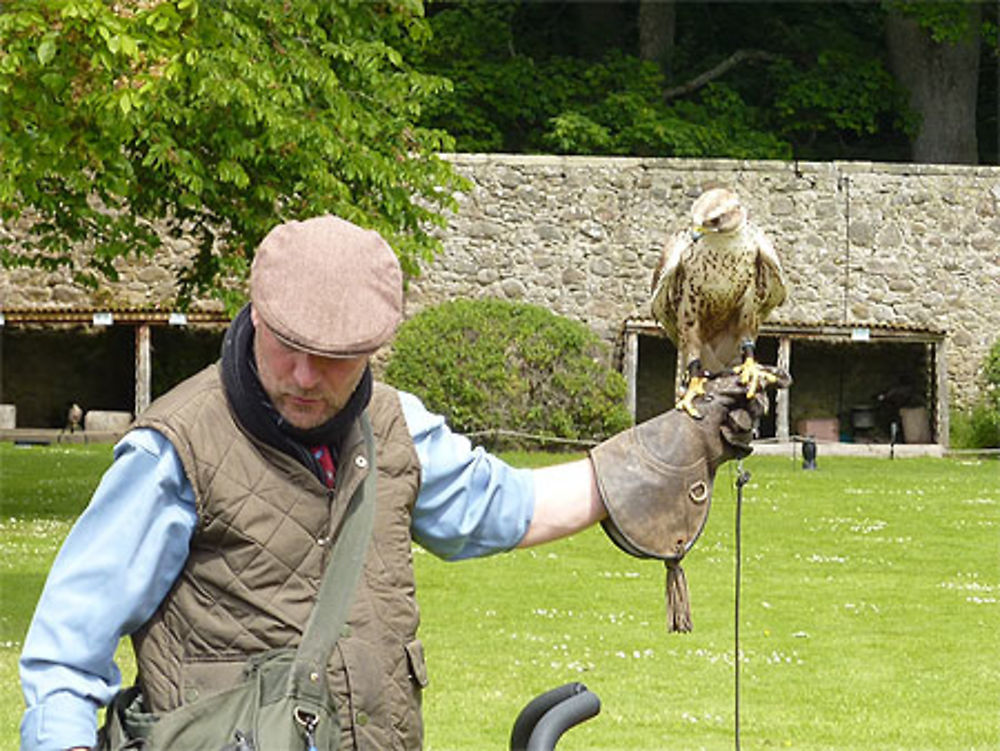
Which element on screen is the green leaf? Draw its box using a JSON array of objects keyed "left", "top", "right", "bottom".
[
  {"left": 40, "top": 72, "right": 66, "bottom": 92},
  {"left": 120, "top": 34, "right": 140, "bottom": 59},
  {"left": 37, "top": 39, "right": 56, "bottom": 65}
]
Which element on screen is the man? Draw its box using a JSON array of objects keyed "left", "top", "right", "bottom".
[{"left": 20, "top": 215, "right": 764, "bottom": 751}]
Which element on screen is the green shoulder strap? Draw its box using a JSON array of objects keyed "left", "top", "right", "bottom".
[{"left": 288, "top": 413, "right": 378, "bottom": 701}]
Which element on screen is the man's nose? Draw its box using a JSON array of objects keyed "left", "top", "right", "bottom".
[{"left": 291, "top": 353, "right": 322, "bottom": 390}]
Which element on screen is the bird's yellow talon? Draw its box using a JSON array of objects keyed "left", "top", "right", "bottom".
[
  {"left": 676, "top": 375, "right": 708, "bottom": 418},
  {"left": 735, "top": 355, "right": 772, "bottom": 400}
]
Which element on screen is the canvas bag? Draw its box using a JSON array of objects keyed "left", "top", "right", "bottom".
[{"left": 98, "top": 416, "right": 377, "bottom": 751}]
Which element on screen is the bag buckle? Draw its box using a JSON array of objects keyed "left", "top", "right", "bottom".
[{"left": 294, "top": 707, "right": 320, "bottom": 751}]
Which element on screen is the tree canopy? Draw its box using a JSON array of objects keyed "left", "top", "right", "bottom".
[
  {"left": 0, "top": 0, "right": 463, "bottom": 308},
  {"left": 412, "top": 1, "right": 997, "bottom": 164}
]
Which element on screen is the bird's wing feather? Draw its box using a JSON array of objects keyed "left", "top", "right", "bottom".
[
  {"left": 650, "top": 230, "right": 691, "bottom": 343},
  {"left": 751, "top": 224, "right": 787, "bottom": 317}
]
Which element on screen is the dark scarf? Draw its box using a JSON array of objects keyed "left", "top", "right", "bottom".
[{"left": 220, "top": 304, "right": 372, "bottom": 484}]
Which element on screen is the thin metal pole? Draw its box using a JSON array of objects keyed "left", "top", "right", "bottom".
[{"left": 734, "top": 462, "right": 750, "bottom": 750}]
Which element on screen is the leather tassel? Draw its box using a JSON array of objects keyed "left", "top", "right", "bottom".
[{"left": 665, "top": 560, "right": 693, "bottom": 632}]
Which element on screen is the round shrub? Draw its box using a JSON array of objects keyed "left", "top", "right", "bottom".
[
  {"left": 385, "top": 298, "right": 632, "bottom": 446},
  {"left": 952, "top": 338, "right": 1000, "bottom": 449}
]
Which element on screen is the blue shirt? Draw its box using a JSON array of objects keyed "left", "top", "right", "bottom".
[{"left": 19, "top": 390, "right": 535, "bottom": 751}]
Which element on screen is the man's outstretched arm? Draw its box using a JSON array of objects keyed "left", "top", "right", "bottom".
[{"left": 518, "top": 458, "right": 605, "bottom": 548}]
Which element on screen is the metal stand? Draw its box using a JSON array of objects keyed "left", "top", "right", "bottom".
[{"left": 734, "top": 462, "right": 751, "bottom": 751}]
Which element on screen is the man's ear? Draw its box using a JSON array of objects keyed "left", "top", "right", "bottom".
[{"left": 250, "top": 305, "right": 259, "bottom": 328}]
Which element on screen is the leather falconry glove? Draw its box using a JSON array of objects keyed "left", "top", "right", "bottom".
[{"left": 589, "top": 367, "right": 791, "bottom": 632}]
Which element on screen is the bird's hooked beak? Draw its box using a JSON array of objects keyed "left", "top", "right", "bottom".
[{"left": 691, "top": 227, "right": 705, "bottom": 241}]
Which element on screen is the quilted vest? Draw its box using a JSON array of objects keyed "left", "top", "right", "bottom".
[{"left": 131, "top": 364, "right": 426, "bottom": 750}]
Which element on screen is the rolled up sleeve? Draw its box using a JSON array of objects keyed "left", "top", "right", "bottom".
[{"left": 399, "top": 391, "right": 535, "bottom": 561}]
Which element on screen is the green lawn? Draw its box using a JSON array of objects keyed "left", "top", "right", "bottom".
[{"left": 2, "top": 443, "right": 998, "bottom": 750}]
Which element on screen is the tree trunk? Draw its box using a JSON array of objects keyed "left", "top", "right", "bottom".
[
  {"left": 885, "top": 5, "right": 981, "bottom": 165},
  {"left": 638, "top": 0, "right": 676, "bottom": 79}
]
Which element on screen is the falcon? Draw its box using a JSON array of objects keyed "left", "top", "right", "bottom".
[{"left": 651, "top": 187, "right": 787, "bottom": 417}]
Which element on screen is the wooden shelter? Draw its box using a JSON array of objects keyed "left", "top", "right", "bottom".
[{"left": 619, "top": 318, "right": 947, "bottom": 446}]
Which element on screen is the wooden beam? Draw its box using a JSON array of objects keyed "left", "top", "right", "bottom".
[
  {"left": 621, "top": 318, "right": 944, "bottom": 344},
  {"left": 0, "top": 307, "right": 229, "bottom": 326}
]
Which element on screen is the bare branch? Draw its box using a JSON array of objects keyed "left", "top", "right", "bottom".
[{"left": 663, "top": 49, "right": 779, "bottom": 101}]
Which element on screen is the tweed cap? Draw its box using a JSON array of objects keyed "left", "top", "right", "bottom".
[{"left": 250, "top": 215, "right": 403, "bottom": 357}]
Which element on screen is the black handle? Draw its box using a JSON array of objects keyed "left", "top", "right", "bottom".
[{"left": 509, "top": 683, "right": 601, "bottom": 751}]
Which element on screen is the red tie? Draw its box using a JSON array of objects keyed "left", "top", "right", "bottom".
[{"left": 311, "top": 445, "right": 336, "bottom": 488}]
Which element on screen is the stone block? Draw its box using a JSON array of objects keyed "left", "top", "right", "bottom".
[
  {"left": 0, "top": 404, "right": 15, "bottom": 429},
  {"left": 84, "top": 410, "right": 133, "bottom": 433},
  {"left": 900, "top": 407, "right": 932, "bottom": 444},
  {"left": 796, "top": 418, "right": 839, "bottom": 443}
]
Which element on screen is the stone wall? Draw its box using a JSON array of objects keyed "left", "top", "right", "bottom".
[
  {"left": 0, "top": 229, "right": 225, "bottom": 312},
  {"left": 407, "top": 155, "right": 1000, "bottom": 409},
  {"left": 3, "top": 155, "right": 998, "bottom": 409}
]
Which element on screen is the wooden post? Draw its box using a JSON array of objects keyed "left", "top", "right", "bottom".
[
  {"left": 135, "top": 324, "right": 151, "bottom": 417},
  {"left": 934, "top": 339, "right": 949, "bottom": 448},
  {"left": 623, "top": 330, "right": 639, "bottom": 421},
  {"left": 776, "top": 336, "right": 791, "bottom": 441}
]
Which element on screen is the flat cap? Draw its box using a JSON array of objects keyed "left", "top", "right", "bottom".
[{"left": 250, "top": 215, "right": 403, "bottom": 357}]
